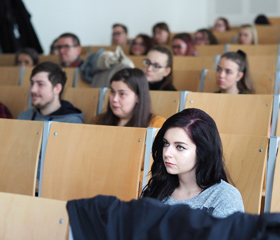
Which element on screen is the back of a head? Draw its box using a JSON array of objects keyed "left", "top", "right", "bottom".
[
  {"left": 31, "top": 62, "right": 67, "bottom": 97},
  {"left": 254, "top": 14, "right": 270, "bottom": 25},
  {"left": 15, "top": 48, "right": 39, "bottom": 66}
]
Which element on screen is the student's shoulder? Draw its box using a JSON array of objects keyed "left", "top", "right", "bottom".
[
  {"left": 149, "top": 115, "right": 166, "bottom": 128},
  {"left": 17, "top": 108, "right": 35, "bottom": 120}
]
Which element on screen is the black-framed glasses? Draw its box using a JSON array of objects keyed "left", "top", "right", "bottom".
[
  {"left": 172, "top": 44, "right": 185, "bottom": 49},
  {"left": 52, "top": 45, "right": 78, "bottom": 51},
  {"left": 113, "top": 31, "right": 125, "bottom": 36},
  {"left": 132, "top": 41, "right": 145, "bottom": 47},
  {"left": 143, "top": 59, "right": 166, "bottom": 71}
]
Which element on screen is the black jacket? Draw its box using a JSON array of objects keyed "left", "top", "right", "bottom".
[{"left": 67, "top": 195, "right": 280, "bottom": 240}]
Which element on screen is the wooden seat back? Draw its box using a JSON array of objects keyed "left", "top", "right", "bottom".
[
  {"left": 184, "top": 92, "right": 273, "bottom": 136},
  {"left": 0, "top": 119, "right": 43, "bottom": 196},
  {"left": 41, "top": 123, "right": 146, "bottom": 201},
  {"left": 0, "top": 192, "right": 68, "bottom": 240}
]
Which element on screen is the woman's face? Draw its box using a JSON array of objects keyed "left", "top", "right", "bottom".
[
  {"left": 131, "top": 37, "right": 146, "bottom": 56},
  {"left": 238, "top": 28, "right": 253, "bottom": 45},
  {"left": 194, "top": 32, "right": 209, "bottom": 45},
  {"left": 153, "top": 28, "right": 169, "bottom": 45},
  {"left": 16, "top": 53, "right": 34, "bottom": 67},
  {"left": 214, "top": 19, "right": 226, "bottom": 32},
  {"left": 172, "top": 38, "right": 188, "bottom": 56},
  {"left": 142, "top": 50, "right": 171, "bottom": 83},
  {"left": 163, "top": 127, "right": 197, "bottom": 178},
  {"left": 216, "top": 57, "right": 243, "bottom": 93},
  {"left": 109, "top": 81, "right": 138, "bottom": 123}
]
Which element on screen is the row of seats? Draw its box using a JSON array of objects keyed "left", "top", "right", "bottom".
[
  {"left": 0, "top": 61, "right": 279, "bottom": 94},
  {"left": 0, "top": 84, "right": 276, "bottom": 137},
  {"left": 0, "top": 118, "right": 272, "bottom": 215}
]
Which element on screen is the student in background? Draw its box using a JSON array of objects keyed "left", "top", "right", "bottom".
[
  {"left": 236, "top": 24, "right": 258, "bottom": 45},
  {"left": 214, "top": 17, "right": 231, "bottom": 32},
  {"left": 172, "top": 33, "right": 196, "bottom": 56},
  {"left": 194, "top": 29, "right": 218, "bottom": 45},
  {"left": 93, "top": 68, "right": 166, "bottom": 128},
  {"left": 0, "top": 103, "right": 13, "bottom": 119},
  {"left": 216, "top": 50, "right": 255, "bottom": 94},
  {"left": 112, "top": 24, "right": 130, "bottom": 46},
  {"left": 14, "top": 48, "right": 39, "bottom": 67},
  {"left": 152, "top": 22, "right": 171, "bottom": 46},
  {"left": 129, "top": 34, "right": 153, "bottom": 56},
  {"left": 142, "top": 46, "right": 176, "bottom": 91},
  {"left": 141, "top": 108, "right": 244, "bottom": 218}
]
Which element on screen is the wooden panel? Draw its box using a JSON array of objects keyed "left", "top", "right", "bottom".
[
  {"left": 185, "top": 93, "right": 273, "bottom": 136},
  {"left": 268, "top": 17, "right": 280, "bottom": 25},
  {"left": 255, "top": 25, "right": 280, "bottom": 44},
  {"left": 213, "top": 30, "right": 237, "bottom": 44},
  {"left": 0, "top": 66, "right": 21, "bottom": 86},
  {"left": 0, "top": 192, "right": 68, "bottom": 240},
  {"left": 173, "top": 56, "right": 216, "bottom": 71},
  {"left": 128, "top": 56, "right": 145, "bottom": 69},
  {"left": 173, "top": 70, "right": 201, "bottom": 91},
  {"left": 0, "top": 54, "right": 15, "bottom": 66},
  {"left": 196, "top": 44, "right": 226, "bottom": 56},
  {"left": 39, "top": 55, "right": 60, "bottom": 64},
  {"left": 227, "top": 44, "right": 279, "bottom": 56},
  {"left": 63, "top": 88, "right": 100, "bottom": 124},
  {"left": 0, "top": 119, "right": 43, "bottom": 196},
  {"left": 248, "top": 55, "right": 277, "bottom": 72},
  {"left": 0, "top": 85, "right": 29, "bottom": 118},
  {"left": 221, "top": 134, "right": 268, "bottom": 214},
  {"left": 41, "top": 123, "right": 146, "bottom": 201},
  {"left": 150, "top": 91, "right": 180, "bottom": 119}
]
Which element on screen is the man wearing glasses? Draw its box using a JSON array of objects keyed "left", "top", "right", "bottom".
[
  {"left": 52, "top": 33, "right": 83, "bottom": 67},
  {"left": 112, "top": 24, "right": 129, "bottom": 46}
]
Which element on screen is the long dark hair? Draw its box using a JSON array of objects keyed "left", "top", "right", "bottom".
[
  {"left": 219, "top": 50, "right": 255, "bottom": 93},
  {"left": 98, "top": 68, "right": 152, "bottom": 127},
  {"left": 141, "top": 108, "right": 228, "bottom": 201}
]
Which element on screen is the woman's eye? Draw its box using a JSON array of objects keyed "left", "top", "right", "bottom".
[
  {"left": 226, "top": 70, "right": 232, "bottom": 75},
  {"left": 163, "top": 141, "right": 169, "bottom": 147},
  {"left": 177, "top": 145, "right": 185, "bottom": 150}
]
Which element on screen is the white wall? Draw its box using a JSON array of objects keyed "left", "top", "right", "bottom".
[{"left": 22, "top": 0, "right": 280, "bottom": 53}]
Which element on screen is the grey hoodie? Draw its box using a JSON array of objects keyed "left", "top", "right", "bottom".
[{"left": 18, "top": 100, "right": 83, "bottom": 123}]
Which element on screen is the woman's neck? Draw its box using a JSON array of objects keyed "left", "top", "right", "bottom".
[
  {"left": 220, "top": 85, "right": 239, "bottom": 94},
  {"left": 171, "top": 173, "right": 202, "bottom": 200},
  {"left": 118, "top": 118, "right": 129, "bottom": 126}
]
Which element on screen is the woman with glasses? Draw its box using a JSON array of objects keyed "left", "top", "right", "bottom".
[
  {"left": 213, "top": 17, "right": 231, "bottom": 32},
  {"left": 143, "top": 46, "right": 176, "bottom": 91},
  {"left": 92, "top": 68, "right": 166, "bottom": 128},
  {"left": 172, "top": 33, "right": 196, "bottom": 56},
  {"left": 194, "top": 29, "right": 218, "bottom": 45},
  {"left": 129, "top": 34, "right": 154, "bottom": 56}
]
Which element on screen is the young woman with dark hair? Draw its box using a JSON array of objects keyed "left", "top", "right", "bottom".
[
  {"left": 142, "top": 46, "right": 176, "bottom": 91},
  {"left": 141, "top": 108, "right": 244, "bottom": 218},
  {"left": 194, "top": 29, "right": 218, "bottom": 45},
  {"left": 216, "top": 50, "right": 255, "bottom": 94},
  {"left": 152, "top": 22, "right": 170, "bottom": 46},
  {"left": 15, "top": 48, "right": 39, "bottom": 67},
  {"left": 172, "top": 33, "right": 196, "bottom": 56},
  {"left": 129, "top": 34, "right": 154, "bottom": 56},
  {"left": 214, "top": 17, "right": 231, "bottom": 32},
  {"left": 93, "top": 68, "right": 165, "bottom": 128}
]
